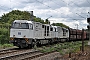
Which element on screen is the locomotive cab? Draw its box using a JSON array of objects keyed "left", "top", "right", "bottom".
[{"left": 10, "top": 20, "right": 34, "bottom": 48}]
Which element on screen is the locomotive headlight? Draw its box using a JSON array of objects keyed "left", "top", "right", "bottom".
[
  {"left": 23, "top": 35, "right": 26, "bottom": 37},
  {"left": 13, "top": 35, "right": 15, "bottom": 37}
]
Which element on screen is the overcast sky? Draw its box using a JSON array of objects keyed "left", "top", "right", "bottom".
[{"left": 0, "top": 0, "right": 90, "bottom": 29}]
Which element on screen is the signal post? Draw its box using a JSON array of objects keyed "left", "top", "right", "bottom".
[{"left": 87, "top": 18, "right": 90, "bottom": 45}]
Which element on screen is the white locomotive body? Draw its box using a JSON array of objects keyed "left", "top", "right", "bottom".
[{"left": 10, "top": 20, "right": 69, "bottom": 48}]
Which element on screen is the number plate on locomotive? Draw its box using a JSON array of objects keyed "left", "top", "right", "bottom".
[{"left": 18, "top": 32, "right": 21, "bottom": 35}]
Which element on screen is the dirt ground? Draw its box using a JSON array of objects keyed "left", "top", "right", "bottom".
[{"left": 61, "top": 45, "right": 90, "bottom": 60}]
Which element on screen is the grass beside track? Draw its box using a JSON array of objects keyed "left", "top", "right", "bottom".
[
  {"left": 0, "top": 44, "right": 14, "bottom": 49},
  {"left": 37, "top": 41, "right": 88, "bottom": 55}
]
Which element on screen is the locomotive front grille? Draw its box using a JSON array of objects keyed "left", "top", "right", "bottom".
[{"left": 14, "top": 38, "right": 26, "bottom": 43}]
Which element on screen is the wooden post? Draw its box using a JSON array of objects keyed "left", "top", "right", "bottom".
[
  {"left": 81, "top": 29, "right": 84, "bottom": 52},
  {"left": 69, "top": 52, "right": 71, "bottom": 58}
]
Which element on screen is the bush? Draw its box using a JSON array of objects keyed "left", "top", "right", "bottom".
[
  {"left": 0, "top": 28, "right": 10, "bottom": 44},
  {"left": 2, "top": 44, "right": 13, "bottom": 48}
]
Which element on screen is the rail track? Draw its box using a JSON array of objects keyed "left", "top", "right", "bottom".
[
  {"left": 0, "top": 49, "right": 41, "bottom": 60},
  {"left": 21, "top": 51, "right": 55, "bottom": 60},
  {"left": 0, "top": 47, "right": 20, "bottom": 57},
  {"left": 0, "top": 47, "right": 18, "bottom": 52},
  {"left": 0, "top": 47, "right": 41, "bottom": 60}
]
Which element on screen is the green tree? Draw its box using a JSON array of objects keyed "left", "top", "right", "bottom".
[
  {"left": 0, "top": 10, "right": 44, "bottom": 24},
  {"left": 44, "top": 19, "right": 50, "bottom": 24},
  {"left": 0, "top": 28, "right": 9, "bottom": 44}
]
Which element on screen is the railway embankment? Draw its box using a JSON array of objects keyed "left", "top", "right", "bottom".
[
  {"left": 35, "top": 40, "right": 90, "bottom": 60},
  {"left": 0, "top": 41, "right": 90, "bottom": 60}
]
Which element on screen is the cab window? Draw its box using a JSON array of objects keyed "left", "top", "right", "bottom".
[
  {"left": 11, "top": 23, "right": 29, "bottom": 29},
  {"left": 29, "top": 24, "right": 33, "bottom": 30}
]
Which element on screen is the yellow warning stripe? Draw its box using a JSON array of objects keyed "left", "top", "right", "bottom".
[
  {"left": 25, "top": 38, "right": 29, "bottom": 43},
  {"left": 10, "top": 38, "right": 14, "bottom": 40}
]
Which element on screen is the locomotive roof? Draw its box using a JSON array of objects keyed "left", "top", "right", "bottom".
[{"left": 13, "top": 20, "right": 33, "bottom": 24}]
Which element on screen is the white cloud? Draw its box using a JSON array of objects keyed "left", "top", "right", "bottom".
[{"left": 0, "top": 0, "right": 89, "bottom": 29}]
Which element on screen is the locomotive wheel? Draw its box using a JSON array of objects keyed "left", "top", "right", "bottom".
[
  {"left": 28, "top": 41, "right": 35, "bottom": 48},
  {"left": 37, "top": 40, "right": 41, "bottom": 47},
  {"left": 28, "top": 44, "right": 32, "bottom": 48},
  {"left": 50, "top": 40, "right": 52, "bottom": 45},
  {"left": 18, "top": 46, "right": 23, "bottom": 49},
  {"left": 32, "top": 41, "right": 35, "bottom": 48},
  {"left": 48, "top": 40, "right": 52, "bottom": 45},
  {"left": 35, "top": 40, "right": 40, "bottom": 47}
]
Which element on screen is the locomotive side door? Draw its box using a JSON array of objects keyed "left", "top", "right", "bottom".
[
  {"left": 28, "top": 23, "right": 33, "bottom": 38},
  {"left": 34, "top": 22, "right": 42, "bottom": 39}
]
